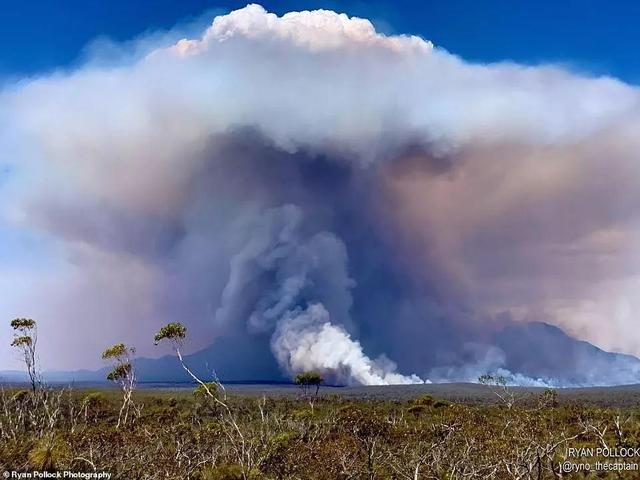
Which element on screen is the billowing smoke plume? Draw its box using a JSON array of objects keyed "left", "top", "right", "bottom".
[
  {"left": 2, "top": 4, "right": 640, "bottom": 385},
  {"left": 216, "top": 204, "right": 421, "bottom": 384}
]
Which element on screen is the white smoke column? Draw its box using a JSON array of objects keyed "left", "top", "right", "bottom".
[
  {"left": 216, "top": 205, "right": 424, "bottom": 385},
  {"left": 427, "top": 345, "right": 555, "bottom": 387},
  {"left": 273, "top": 303, "right": 424, "bottom": 385}
]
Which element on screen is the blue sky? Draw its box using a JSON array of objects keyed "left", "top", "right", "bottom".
[{"left": 1, "top": 0, "right": 639, "bottom": 83}]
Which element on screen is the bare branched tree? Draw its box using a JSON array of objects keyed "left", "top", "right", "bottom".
[
  {"left": 154, "top": 322, "right": 258, "bottom": 479},
  {"left": 479, "top": 374, "right": 517, "bottom": 410},
  {"left": 101, "top": 343, "right": 137, "bottom": 428},
  {"left": 10, "top": 318, "right": 40, "bottom": 393}
]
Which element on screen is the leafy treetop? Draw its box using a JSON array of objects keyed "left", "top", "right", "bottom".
[
  {"left": 11, "top": 336, "right": 33, "bottom": 347},
  {"left": 154, "top": 322, "right": 187, "bottom": 345},
  {"left": 106, "top": 363, "right": 133, "bottom": 382},
  {"left": 294, "top": 371, "right": 324, "bottom": 386},
  {"left": 10, "top": 318, "right": 36, "bottom": 331},
  {"left": 478, "top": 374, "right": 508, "bottom": 386},
  {"left": 102, "top": 343, "right": 135, "bottom": 360}
]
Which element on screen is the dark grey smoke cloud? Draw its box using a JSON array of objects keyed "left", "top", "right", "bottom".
[{"left": 2, "top": 4, "right": 640, "bottom": 385}]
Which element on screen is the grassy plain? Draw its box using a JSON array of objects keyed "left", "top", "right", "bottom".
[{"left": 2, "top": 383, "right": 640, "bottom": 479}]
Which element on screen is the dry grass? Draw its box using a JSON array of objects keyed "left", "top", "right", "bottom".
[{"left": 2, "top": 385, "right": 640, "bottom": 479}]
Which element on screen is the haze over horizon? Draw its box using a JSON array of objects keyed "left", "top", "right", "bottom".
[{"left": 2, "top": 2, "right": 640, "bottom": 386}]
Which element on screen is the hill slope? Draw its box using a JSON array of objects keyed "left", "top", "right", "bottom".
[{"left": 2, "top": 322, "right": 639, "bottom": 386}]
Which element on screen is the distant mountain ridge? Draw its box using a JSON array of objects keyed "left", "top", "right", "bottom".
[
  {"left": 492, "top": 322, "right": 640, "bottom": 386},
  {"left": 1, "top": 333, "right": 284, "bottom": 384},
  {"left": 2, "top": 322, "right": 639, "bottom": 386}
]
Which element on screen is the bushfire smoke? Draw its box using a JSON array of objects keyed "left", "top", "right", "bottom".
[{"left": 2, "top": 5, "right": 640, "bottom": 385}]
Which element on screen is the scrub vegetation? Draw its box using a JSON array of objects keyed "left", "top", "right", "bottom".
[{"left": 2, "top": 319, "right": 640, "bottom": 479}]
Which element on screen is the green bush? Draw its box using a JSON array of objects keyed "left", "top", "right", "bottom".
[
  {"left": 200, "top": 464, "right": 244, "bottom": 480},
  {"left": 11, "top": 389, "right": 30, "bottom": 403},
  {"left": 27, "top": 436, "right": 69, "bottom": 470},
  {"left": 193, "top": 382, "right": 219, "bottom": 398}
]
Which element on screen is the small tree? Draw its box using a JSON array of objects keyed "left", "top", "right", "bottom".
[
  {"left": 154, "top": 323, "right": 251, "bottom": 473},
  {"left": 154, "top": 322, "right": 220, "bottom": 398},
  {"left": 102, "top": 343, "right": 136, "bottom": 428},
  {"left": 478, "top": 374, "right": 516, "bottom": 410},
  {"left": 10, "top": 318, "right": 39, "bottom": 393},
  {"left": 294, "top": 371, "right": 324, "bottom": 412}
]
